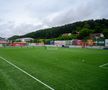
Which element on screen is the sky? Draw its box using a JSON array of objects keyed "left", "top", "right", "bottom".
[{"left": 0, "top": 0, "right": 108, "bottom": 38}]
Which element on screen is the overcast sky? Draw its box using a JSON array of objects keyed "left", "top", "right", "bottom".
[{"left": 0, "top": 0, "right": 108, "bottom": 38}]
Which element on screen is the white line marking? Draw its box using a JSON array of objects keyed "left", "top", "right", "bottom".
[
  {"left": 0, "top": 56, "right": 55, "bottom": 90},
  {"left": 99, "top": 63, "right": 108, "bottom": 68}
]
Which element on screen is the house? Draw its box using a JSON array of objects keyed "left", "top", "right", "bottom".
[
  {"left": 90, "top": 33, "right": 104, "bottom": 39},
  {"left": 62, "top": 33, "right": 71, "bottom": 36},
  {"left": 90, "top": 33, "right": 105, "bottom": 46}
]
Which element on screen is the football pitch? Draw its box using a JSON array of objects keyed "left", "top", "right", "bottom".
[{"left": 0, "top": 47, "right": 108, "bottom": 90}]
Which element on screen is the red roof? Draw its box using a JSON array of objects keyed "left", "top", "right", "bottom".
[{"left": 13, "top": 42, "right": 27, "bottom": 44}]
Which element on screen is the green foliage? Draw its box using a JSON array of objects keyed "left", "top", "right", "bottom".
[
  {"left": 8, "top": 19, "right": 108, "bottom": 40},
  {"left": 15, "top": 40, "right": 21, "bottom": 42},
  {"left": 78, "top": 28, "right": 92, "bottom": 40},
  {"left": 36, "top": 39, "right": 44, "bottom": 43},
  {"left": 43, "top": 39, "right": 52, "bottom": 44},
  {"left": 8, "top": 35, "right": 20, "bottom": 40},
  {"left": 103, "top": 29, "right": 108, "bottom": 39},
  {"left": 56, "top": 34, "right": 77, "bottom": 40}
]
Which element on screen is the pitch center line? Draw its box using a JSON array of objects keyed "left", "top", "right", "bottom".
[{"left": 0, "top": 56, "right": 55, "bottom": 90}]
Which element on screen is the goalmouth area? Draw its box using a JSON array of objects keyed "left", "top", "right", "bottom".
[{"left": 0, "top": 47, "right": 108, "bottom": 90}]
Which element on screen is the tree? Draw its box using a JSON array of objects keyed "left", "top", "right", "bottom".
[
  {"left": 56, "top": 34, "right": 77, "bottom": 40},
  {"left": 103, "top": 29, "right": 108, "bottom": 39},
  {"left": 8, "top": 19, "right": 108, "bottom": 40},
  {"left": 78, "top": 28, "right": 92, "bottom": 39}
]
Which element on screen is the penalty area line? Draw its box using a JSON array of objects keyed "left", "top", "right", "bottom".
[{"left": 0, "top": 56, "right": 55, "bottom": 90}]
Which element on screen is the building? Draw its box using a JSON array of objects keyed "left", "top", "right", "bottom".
[
  {"left": 0, "top": 37, "right": 8, "bottom": 47},
  {"left": 62, "top": 33, "right": 72, "bottom": 36},
  {"left": 90, "top": 33, "right": 104, "bottom": 39},
  {"left": 10, "top": 42, "right": 27, "bottom": 47},
  {"left": 16, "top": 38, "right": 34, "bottom": 42},
  {"left": 90, "top": 33, "right": 105, "bottom": 46},
  {"left": 105, "top": 39, "right": 108, "bottom": 47},
  {"left": 54, "top": 40, "right": 82, "bottom": 46},
  {"left": 54, "top": 40, "right": 66, "bottom": 46},
  {"left": 72, "top": 39, "right": 82, "bottom": 45}
]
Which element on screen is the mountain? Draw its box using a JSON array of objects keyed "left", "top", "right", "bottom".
[
  {"left": 0, "top": 37, "right": 5, "bottom": 40},
  {"left": 8, "top": 19, "right": 108, "bottom": 40}
]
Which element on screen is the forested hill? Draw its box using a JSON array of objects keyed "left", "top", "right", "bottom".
[{"left": 9, "top": 19, "right": 108, "bottom": 40}]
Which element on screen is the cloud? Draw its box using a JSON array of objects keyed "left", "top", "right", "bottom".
[
  {"left": 44, "top": 0, "right": 108, "bottom": 26},
  {"left": 0, "top": 22, "right": 48, "bottom": 38},
  {"left": 0, "top": 0, "right": 108, "bottom": 38}
]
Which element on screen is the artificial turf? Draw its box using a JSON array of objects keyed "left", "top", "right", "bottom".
[{"left": 0, "top": 47, "right": 108, "bottom": 90}]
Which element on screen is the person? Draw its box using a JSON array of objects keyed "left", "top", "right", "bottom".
[{"left": 62, "top": 45, "right": 64, "bottom": 47}]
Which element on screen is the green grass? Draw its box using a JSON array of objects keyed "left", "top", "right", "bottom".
[{"left": 0, "top": 47, "right": 108, "bottom": 90}]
